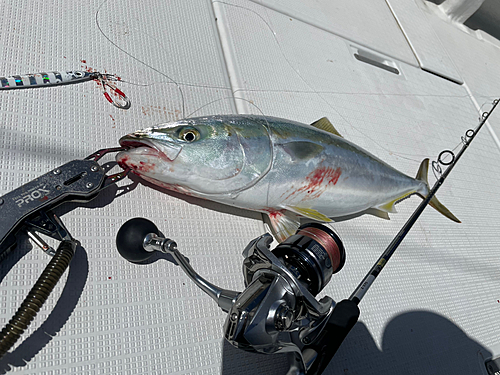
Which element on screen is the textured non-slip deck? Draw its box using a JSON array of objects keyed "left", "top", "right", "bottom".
[{"left": 0, "top": 1, "right": 499, "bottom": 374}]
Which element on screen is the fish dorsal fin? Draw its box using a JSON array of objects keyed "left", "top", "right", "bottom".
[
  {"left": 415, "top": 158, "right": 429, "bottom": 184},
  {"left": 310, "top": 117, "right": 343, "bottom": 138},
  {"left": 286, "top": 205, "right": 333, "bottom": 222}
]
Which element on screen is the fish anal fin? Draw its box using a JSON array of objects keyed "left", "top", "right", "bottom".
[
  {"left": 310, "top": 117, "right": 343, "bottom": 138},
  {"left": 266, "top": 210, "right": 300, "bottom": 242},
  {"left": 376, "top": 191, "right": 417, "bottom": 214},
  {"left": 286, "top": 206, "right": 333, "bottom": 222},
  {"left": 375, "top": 200, "right": 398, "bottom": 213},
  {"left": 365, "top": 208, "right": 390, "bottom": 220}
]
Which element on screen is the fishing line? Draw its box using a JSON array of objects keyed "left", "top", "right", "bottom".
[
  {"left": 186, "top": 96, "right": 268, "bottom": 118},
  {"left": 95, "top": 0, "right": 492, "bottom": 165},
  {"left": 96, "top": 0, "right": 253, "bottom": 118},
  {"left": 96, "top": 0, "right": 256, "bottom": 120},
  {"left": 233, "top": 87, "right": 471, "bottom": 98},
  {"left": 96, "top": 0, "right": 474, "bottom": 102},
  {"left": 95, "top": 0, "right": 187, "bottom": 117}
]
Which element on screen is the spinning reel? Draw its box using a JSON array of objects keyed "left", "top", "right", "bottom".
[{"left": 116, "top": 219, "right": 358, "bottom": 375}]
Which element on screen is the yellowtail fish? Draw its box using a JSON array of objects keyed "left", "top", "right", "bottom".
[{"left": 117, "top": 115, "right": 459, "bottom": 241}]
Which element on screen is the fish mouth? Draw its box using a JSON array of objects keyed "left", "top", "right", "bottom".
[{"left": 119, "top": 136, "right": 181, "bottom": 162}]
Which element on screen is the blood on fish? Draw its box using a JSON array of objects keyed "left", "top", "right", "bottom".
[
  {"left": 307, "top": 167, "right": 342, "bottom": 187},
  {"left": 300, "top": 167, "right": 341, "bottom": 198},
  {"left": 117, "top": 154, "right": 156, "bottom": 173},
  {"left": 134, "top": 161, "right": 156, "bottom": 173},
  {"left": 282, "top": 167, "right": 342, "bottom": 201},
  {"left": 262, "top": 208, "right": 286, "bottom": 222},
  {"left": 117, "top": 154, "right": 130, "bottom": 170},
  {"left": 265, "top": 210, "right": 282, "bottom": 220}
]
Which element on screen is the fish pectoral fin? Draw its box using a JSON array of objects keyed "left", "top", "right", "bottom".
[
  {"left": 375, "top": 191, "right": 416, "bottom": 213},
  {"left": 267, "top": 207, "right": 332, "bottom": 242},
  {"left": 279, "top": 141, "right": 324, "bottom": 161},
  {"left": 310, "top": 117, "right": 343, "bottom": 138},
  {"left": 266, "top": 211, "right": 300, "bottom": 242},
  {"left": 365, "top": 208, "right": 390, "bottom": 220},
  {"left": 286, "top": 206, "right": 333, "bottom": 222}
]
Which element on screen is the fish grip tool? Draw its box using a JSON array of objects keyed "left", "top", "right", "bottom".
[
  {"left": 0, "top": 147, "right": 130, "bottom": 358},
  {"left": 115, "top": 99, "right": 499, "bottom": 374}
]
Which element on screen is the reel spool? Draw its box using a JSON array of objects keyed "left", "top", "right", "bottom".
[{"left": 273, "top": 223, "right": 345, "bottom": 295}]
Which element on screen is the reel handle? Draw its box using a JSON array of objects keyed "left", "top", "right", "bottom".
[
  {"left": 115, "top": 217, "right": 159, "bottom": 262},
  {"left": 115, "top": 218, "right": 239, "bottom": 312}
]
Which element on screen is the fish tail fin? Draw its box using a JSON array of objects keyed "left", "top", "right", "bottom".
[{"left": 416, "top": 158, "right": 461, "bottom": 223}]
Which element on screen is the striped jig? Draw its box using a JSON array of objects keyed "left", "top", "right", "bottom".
[{"left": 0, "top": 70, "right": 130, "bottom": 109}]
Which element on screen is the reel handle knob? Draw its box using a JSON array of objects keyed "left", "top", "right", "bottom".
[{"left": 116, "top": 217, "right": 159, "bottom": 262}]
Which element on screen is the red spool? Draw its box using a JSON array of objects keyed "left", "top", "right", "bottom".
[{"left": 297, "top": 226, "right": 342, "bottom": 272}]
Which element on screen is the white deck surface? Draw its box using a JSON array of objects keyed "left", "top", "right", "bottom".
[{"left": 0, "top": 0, "right": 499, "bottom": 374}]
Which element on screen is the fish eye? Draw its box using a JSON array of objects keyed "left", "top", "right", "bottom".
[
  {"left": 179, "top": 128, "right": 200, "bottom": 142},
  {"left": 183, "top": 131, "right": 196, "bottom": 142}
]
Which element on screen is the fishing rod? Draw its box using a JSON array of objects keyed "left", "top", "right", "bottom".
[
  {"left": 307, "top": 97, "right": 500, "bottom": 374},
  {"left": 350, "top": 97, "right": 500, "bottom": 303}
]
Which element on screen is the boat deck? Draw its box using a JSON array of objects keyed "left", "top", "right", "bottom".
[{"left": 0, "top": 0, "right": 499, "bottom": 374}]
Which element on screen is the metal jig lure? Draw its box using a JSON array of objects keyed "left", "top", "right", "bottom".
[{"left": 0, "top": 70, "right": 131, "bottom": 109}]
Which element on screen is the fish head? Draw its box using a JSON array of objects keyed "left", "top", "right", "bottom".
[{"left": 117, "top": 116, "right": 273, "bottom": 195}]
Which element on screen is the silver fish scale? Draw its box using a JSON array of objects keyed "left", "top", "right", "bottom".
[
  {"left": 224, "top": 115, "right": 427, "bottom": 217},
  {"left": 119, "top": 115, "right": 428, "bottom": 219}
]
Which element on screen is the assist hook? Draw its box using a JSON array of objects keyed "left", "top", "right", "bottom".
[{"left": 95, "top": 73, "right": 131, "bottom": 109}]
